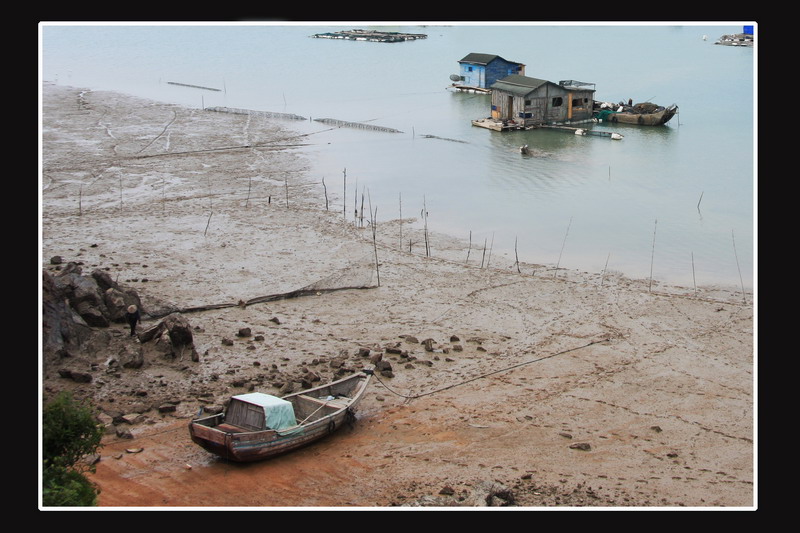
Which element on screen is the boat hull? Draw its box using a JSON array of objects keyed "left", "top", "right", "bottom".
[
  {"left": 189, "top": 371, "right": 371, "bottom": 462},
  {"left": 602, "top": 104, "right": 678, "bottom": 126}
]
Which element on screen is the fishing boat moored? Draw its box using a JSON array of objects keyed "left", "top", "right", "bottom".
[
  {"left": 593, "top": 101, "right": 679, "bottom": 126},
  {"left": 189, "top": 370, "right": 373, "bottom": 462}
]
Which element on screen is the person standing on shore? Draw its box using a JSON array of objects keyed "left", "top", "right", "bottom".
[{"left": 126, "top": 304, "right": 141, "bottom": 337}]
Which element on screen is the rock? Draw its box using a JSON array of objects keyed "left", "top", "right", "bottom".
[
  {"left": 385, "top": 342, "right": 403, "bottom": 354},
  {"left": 50, "top": 255, "right": 63, "bottom": 265},
  {"left": 120, "top": 413, "right": 145, "bottom": 424},
  {"left": 269, "top": 317, "right": 281, "bottom": 325},
  {"left": 222, "top": 338, "right": 234, "bottom": 346},
  {"left": 157, "top": 403, "right": 177, "bottom": 413},
  {"left": 464, "top": 481, "right": 515, "bottom": 507},
  {"left": 422, "top": 338, "right": 435, "bottom": 351},
  {"left": 58, "top": 368, "right": 93, "bottom": 383},
  {"left": 569, "top": 442, "right": 592, "bottom": 451},
  {"left": 403, "top": 335, "right": 419, "bottom": 344},
  {"left": 237, "top": 327, "right": 252, "bottom": 337},
  {"left": 119, "top": 344, "right": 144, "bottom": 369},
  {"left": 439, "top": 486, "right": 455, "bottom": 496}
]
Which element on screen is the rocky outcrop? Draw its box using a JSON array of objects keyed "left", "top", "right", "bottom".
[{"left": 45, "top": 261, "right": 143, "bottom": 335}]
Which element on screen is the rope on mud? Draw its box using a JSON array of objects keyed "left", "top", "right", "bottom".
[{"left": 370, "top": 338, "right": 609, "bottom": 402}]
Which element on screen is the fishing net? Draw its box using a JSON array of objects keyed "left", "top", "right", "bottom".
[{"left": 179, "top": 255, "right": 379, "bottom": 314}]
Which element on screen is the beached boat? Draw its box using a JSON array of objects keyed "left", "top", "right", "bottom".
[
  {"left": 594, "top": 101, "right": 678, "bottom": 126},
  {"left": 189, "top": 370, "right": 373, "bottom": 462}
]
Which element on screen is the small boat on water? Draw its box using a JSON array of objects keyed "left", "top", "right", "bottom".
[
  {"left": 189, "top": 370, "right": 373, "bottom": 462},
  {"left": 593, "top": 101, "right": 679, "bottom": 126}
]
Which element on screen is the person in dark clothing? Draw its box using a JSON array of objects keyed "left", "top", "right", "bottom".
[{"left": 126, "top": 304, "right": 141, "bottom": 337}]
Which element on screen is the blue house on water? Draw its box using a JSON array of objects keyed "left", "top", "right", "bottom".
[{"left": 452, "top": 53, "right": 526, "bottom": 92}]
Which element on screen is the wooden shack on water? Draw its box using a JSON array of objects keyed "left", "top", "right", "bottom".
[
  {"left": 476, "top": 75, "right": 596, "bottom": 130},
  {"left": 453, "top": 53, "right": 526, "bottom": 91}
]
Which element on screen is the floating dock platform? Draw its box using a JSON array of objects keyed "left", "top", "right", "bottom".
[
  {"left": 471, "top": 118, "right": 622, "bottom": 139},
  {"left": 311, "top": 29, "right": 427, "bottom": 42}
]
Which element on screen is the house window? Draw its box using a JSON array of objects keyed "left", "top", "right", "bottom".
[
  {"left": 468, "top": 66, "right": 473, "bottom": 72},
  {"left": 552, "top": 97, "right": 563, "bottom": 107},
  {"left": 524, "top": 99, "right": 531, "bottom": 105}
]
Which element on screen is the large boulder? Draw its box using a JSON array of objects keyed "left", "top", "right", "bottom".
[{"left": 139, "top": 313, "right": 199, "bottom": 361}]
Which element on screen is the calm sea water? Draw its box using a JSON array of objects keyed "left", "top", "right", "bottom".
[{"left": 40, "top": 23, "right": 756, "bottom": 290}]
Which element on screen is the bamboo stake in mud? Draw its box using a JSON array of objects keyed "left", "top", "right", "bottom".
[
  {"left": 343, "top": 168, "right": 347, "bottom": 220},
  {"left": 368, "top": 190, "right": 380, "bottom": 287},
  {"left": 284, "top": 177, "right": 289, "bottom": 208},
  {"left": 204, "top": 210, "right": 213, "bottom": 236},
  {"left": 487, "top": 232, "right": 495, "bottom": 269},
  {"left": 732, "top": 229, "right": 746, "bottom": 304},
  {"left": 466, "top": 230, "right": 472, "bottom": 264},
  {"left": 514, "top": 236, "right": 521, "bottom": 273},
  {"left": 601, "top": 252, "right": 611, "bottom": 286},
  {"left": 322, "top": 177, "right": 329, "bottom": 210},
  {"left": 246, "top": 177, "right": 252, "bottom": 208},
  {"left": 422, "top": 196, "right": 430, "bottom": 257},
  {"left": 691, "top": 251, "right": 697, "bottom": 295},
  {"left": 79, "top": 183, "right": 83, "bottom": 216},
  {"left": 399, "top": 193, "right": 403, "bottom": 250},
  {"left": 481, "top": 238, "right": 487, "bottom": 268},
  {"left": 649, "top": 219, "right": 657, "bottom": 292},
  {"left": 555, "top": 216, "right": 572, "bottom": 278}
]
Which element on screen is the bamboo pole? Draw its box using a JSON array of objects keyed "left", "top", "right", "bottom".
[
  {"left": 422, "top": 196, "right": 430, "bottom": 257},
  {"left": 732, "top": 229, "right": 746, "bottom": 304},
  {"left": 399, "top": 192, "right": 403, "bottom": 250},
  {"left": 368, "top": 191, "right": 380, "bottom": 287},
  {"left": 555, "top": 216, "right": 572, "bottom": 278},
  {"left": 649, "top": 219, "right": 657, "bottom": 292},
  {"left": 601, "top": 252, "right": 611, "bottom": 286}
]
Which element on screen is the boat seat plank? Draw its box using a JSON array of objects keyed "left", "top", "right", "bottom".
[{"left": 217, "top": 423, "right": 249, "bottom": 433}]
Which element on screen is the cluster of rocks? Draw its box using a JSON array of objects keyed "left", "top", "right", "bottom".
[
  {"left": 42, "top": 258, "right": 199, "bottom": 380},
  {"left": 399, "top": 480, "right": 516, "bottom": 507}
]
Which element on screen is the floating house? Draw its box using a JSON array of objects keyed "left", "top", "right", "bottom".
[
  {"left": 452, "top": 53, "right": 526, "bottom": 92},
  {"left": 473, "top": 75, "right": 596, "bottom": 130}
]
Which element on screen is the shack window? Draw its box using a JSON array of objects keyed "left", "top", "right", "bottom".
[
  {"left": 552, "top": 97, "right": 563, "bottom": 107},
  {"left": 572, "top": 98, "right": 586, "bottom": 108},
  {"left": 524, "top": 99, "right": 531, "bottom": 105}
]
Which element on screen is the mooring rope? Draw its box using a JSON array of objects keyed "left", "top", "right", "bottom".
[{"left": 370, "top": 338, "right": 608, "bottom": 401}]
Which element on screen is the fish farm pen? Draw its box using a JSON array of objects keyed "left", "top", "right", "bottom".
[{"left": 311, "top": 29, "right": 427, "bottom": 42}]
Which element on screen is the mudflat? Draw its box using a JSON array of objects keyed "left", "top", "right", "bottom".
[{"left": 40, "top": 83, "right": 755, "bottom": 508}]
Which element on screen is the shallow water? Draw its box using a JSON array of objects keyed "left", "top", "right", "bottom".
[{"left": 40, "top": 22, "right": 755, "bottom": 289}]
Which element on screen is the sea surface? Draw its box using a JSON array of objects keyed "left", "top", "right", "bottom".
[{"left": 40, "top": 22, "right": 756, "bottom": 291}]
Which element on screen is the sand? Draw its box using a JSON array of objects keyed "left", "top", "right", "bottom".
[{"left": 40, "top": 83, "right": 755, "bottom": 509}]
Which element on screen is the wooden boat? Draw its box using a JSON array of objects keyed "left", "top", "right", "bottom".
[
  {"left": 189, "top": 370, "right": 373, "bottom": 462},
  {"left": 594, "top": 101, "right": 678, "bottom": 126}
]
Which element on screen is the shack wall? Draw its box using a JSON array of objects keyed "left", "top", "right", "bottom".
[
  {"left": 459, "top": 63, "right": 486, "bottom": 88},
  {"left": 460, "top": 58, "right": 524, "bottom": 88},
  {"left": 491, "top": 83, "right": 595, "bottom": 125}
]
